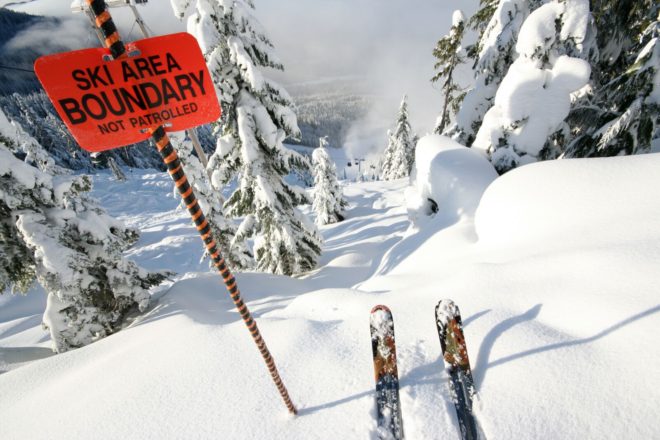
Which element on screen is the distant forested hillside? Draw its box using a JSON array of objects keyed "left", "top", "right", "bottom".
[
  {"left": 285, "top": 77, "right": 372, "bottom": 149},
  {"left": 0, "top": 8, "right": 63, "bottom": 95},
  {"left": 290, "top": 92, "right": 371, "bottom": 149},
  {"left": 0, "top": 90, "right": 216, "bottom": 170}
]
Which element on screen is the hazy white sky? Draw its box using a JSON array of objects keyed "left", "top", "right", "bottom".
[
  {"left": 4, "top": 0, "right": 478, "bottom": 150},
  {"left": 258, "top": 0, "right": 478, "bottom": 154}
]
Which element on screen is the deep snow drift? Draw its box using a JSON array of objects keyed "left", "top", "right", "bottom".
[
  {"left": 405, "top": 134, "right": 498, "bottom": 227},
  {"left": 1, "top": 150, "right": 659, "bottom": 439}
]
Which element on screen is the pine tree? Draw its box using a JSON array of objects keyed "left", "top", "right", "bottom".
[
  {"left": 448, "top": 0, "right": 543, "bottom": 146},
  {"left": 170, "top": 132, "right": 253, "bottom": 270},
  {"left": 473, "top": 0, "right": 593, "bottom": 173},
  {"left": 312, "top": 137, "right": 347, "bottom": 226},
  {"left": 0, "top": 110, "right": 167, "bottom": 352},
  {"left": 432, "top": 10, "right": 468, "bottom": 134},
  {"left": 185, "top": 0, "right": 321, "bottom": 275},
  {"left": 565, "top": 2, "right": 659, "bottom": 157},
  {"left": 379, "top": 129, "right": 394, "bottom": 180},
  {"left": 590, "top": 0, "right": 654, "bottom": 85},
  {"left": 381, "top": 96, "right": 414, "bottom": 180},
  {"left": 107, "top": 156, "right": 126, "bottom": 182}
]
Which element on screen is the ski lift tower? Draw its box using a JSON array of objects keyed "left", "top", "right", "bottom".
[
  {"left": 355, "top": 158, "right": 365, "bottom": 181},
  {"left": 70, "top": 0, "right": 210, "bottom": 172}
]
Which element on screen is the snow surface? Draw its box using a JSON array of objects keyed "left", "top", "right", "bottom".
[
  {"left": 2, "top": 152, "right": 660, "bottom": 438},
  {"left": 476, "top": 153, "right": 660, "bottom": 249}
]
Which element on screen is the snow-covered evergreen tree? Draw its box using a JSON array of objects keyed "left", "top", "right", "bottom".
[
  {"left": 107, "top": 157, "right": 126, "bottom": 182},
  {"left": 312, "top": 138, "right": 347, "bottom": 226},
  {"left": 380, "top": 96, "right": 414, "bottom": 180},
  {"left": 184, "top": 0, "right": 321, "bottom": 275},
  {"left": 170, "top": 132, "right": 252, "bottom": 270},
  {"left": 589, "top": 0, "right": 654, "bottom": 85},
  {"left": 379, "top": 129, "right": 394, "bottom": 180},
  {"left": 0, "top": 109, "right": 167, "bottom": 352},
  {"left": 432, "top": 10, "right": 468, "bottom": 134},
  {"left": 467, "top": 0, "right": 499, "bottom": 55},
  {"left": 473, "top": 0, "right": 592, "bottom": 173},
  {"left": 448, "top": 0, "right": 542, "bottom": 146},
  {"left": 565, "top": 3, "right": 659, "bottom": 157}
]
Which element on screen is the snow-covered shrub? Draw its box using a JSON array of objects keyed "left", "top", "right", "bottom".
[
  {"left": 405, "top": 135, "right": 497, "bottom": 227},
  {"left": 381, "top": 96, "right": 414, "bottom": 180},
  {"left": 312, "top": 138, "right": 347, "bottom": 226},
  {"left": 472, "top": 0, "right": 592, "bottom": 173},
  {"left": 0, "top": 110, "right": 167, "bottom": 352},
  {"left": 183, "top": 0, "right": 321, "bottom": 275}
]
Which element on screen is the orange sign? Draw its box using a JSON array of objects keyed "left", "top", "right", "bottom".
[{"left": 35, "top": 33, "right": 220, "bottom": 152}]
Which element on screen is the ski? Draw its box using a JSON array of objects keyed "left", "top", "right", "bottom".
[
  {"left": 435, "top": 299, "right": 481, "bottom": 440},
  {"left": 370, "top": 305, "right": 404, "bottom": 440}
]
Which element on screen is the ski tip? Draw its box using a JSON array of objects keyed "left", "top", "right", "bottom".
[
  {"left": 435, "top": 299, "right": 459, "bottom": 319},
  {"left": 371, "top": 304, "right": 391, "bottom": 314}
]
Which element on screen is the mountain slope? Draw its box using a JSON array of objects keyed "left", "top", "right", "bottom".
[{"left": 1, "top": 152, "right": 660, "bottom": 439}]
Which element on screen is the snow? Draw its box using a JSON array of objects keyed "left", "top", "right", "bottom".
[
  {"left": 559, "top": 0, "right": 590, "bottom": 54},
  {"left": 515, "top": 0, "right": 590, "bottom": 60},
  {"left": 450, "top": 0, "right": 538, "bottom": 146},
  {"left": 643, "top": 37, "right": 660, "bottom": 104},
  {"left": 477, "top": 0, "right": 531, "bottom": 72},
  {"left": 2, "top": 150, "right": 660, "bottom": 439},
  {"left": 0, "top": 108, "right": 15, "bottom": 138},
  {"left": 515, "top": 2, "right": 564, "bottom": 59},
  {"left": 473, "top": 0, "right": 592, "bottom": 169},
  {"left": 228, "top": 36, "right": 266, "bottom": 93},
  {"left": 451, "top": 10, "right": 465, "bottom": 27},
  {"left": 16, "top": 212, "right": 76, "bottom": 283},
  {"left": 406, "top": 135, "right": 497, "bottom": 226},
  {"left": 187, "top": 2, "right": 221, "bottom": 56},
  {"left": 476, "top": 55, "right": 590, "bottom": 157},
  {"left": 475, "top": 153, "right": 660, "bottom": 248},
  {"left": 370, "top": 306, "right": 394, "bottom": 345},
  {"left": 170, "top": 0, "right": 191, "bottom": 18},
  {"left": 0, "top": 149, "right": 39, "bottom": 191},
  {"left": 452, "top": 76, "right": 497, "bottom": 134}
]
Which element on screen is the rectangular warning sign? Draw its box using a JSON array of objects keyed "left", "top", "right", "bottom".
[{"left": 35, "top": 32, "right": 220, "bottom": 152}]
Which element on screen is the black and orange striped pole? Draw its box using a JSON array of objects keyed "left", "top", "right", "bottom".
[{"left": 85, "top": 0, "right": 297, "bottom": 414}]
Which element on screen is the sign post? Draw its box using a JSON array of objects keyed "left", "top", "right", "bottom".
[{"left": 35, "top": 0, "right": 297, "bottom": 415}]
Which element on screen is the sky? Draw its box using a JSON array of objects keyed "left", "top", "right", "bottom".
[{"left": 3, "top": 0, "right": 478, "bottom": 155}]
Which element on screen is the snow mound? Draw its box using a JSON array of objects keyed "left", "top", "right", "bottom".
[
  {"left": 476, "top": 153, "right": 660, "bottom": 248},
  {"left": 406, "top": 135, "right": 498, "bottom": 226}
]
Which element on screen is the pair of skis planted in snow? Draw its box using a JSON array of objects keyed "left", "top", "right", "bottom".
[{"left": 369, "top": 301, "right": 483, "bottom": 440}]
